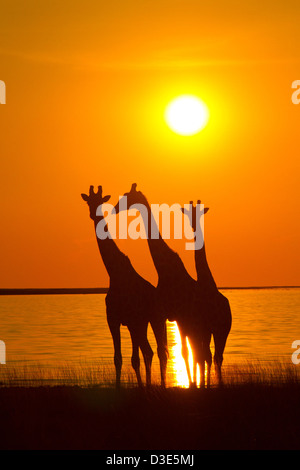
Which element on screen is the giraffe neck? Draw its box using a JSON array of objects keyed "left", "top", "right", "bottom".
[
  {"left": 137, "top": 193, "right": 188, "bottom": 280},
  {"left": 93, "top": 215, "right": 130, "bottom": 281},
  {"left": 194, "top": 222, "right": 217, "bottom": 291}
]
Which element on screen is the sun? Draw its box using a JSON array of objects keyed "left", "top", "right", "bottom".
[{"left": 165, "top": 95, "right": 209, "bottom": 136}]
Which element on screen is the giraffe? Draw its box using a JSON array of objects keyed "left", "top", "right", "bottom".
[
  {"left": 181, "top": 200, "right": 232, "bottom": 383},
  {"left": 81, "top": 185, "right": 168, "bottom": 388},
  {"left": 114, "top": 184, "right": 212, "bottom": 388}
]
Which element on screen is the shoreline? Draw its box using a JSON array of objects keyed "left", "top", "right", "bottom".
[{"left": 0, "top": 286, "right": 299, "bottom": 295}]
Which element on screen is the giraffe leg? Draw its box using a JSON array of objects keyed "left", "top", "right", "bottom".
[
  {"left": 213, "top": 331, "right": 228, "bottom": 385},
  {"left": 186, "top": 335, "right": 200, "bottom": 388},
  {"left": 107, "top": 319, "right": 122, "bottom": 388},
  {"left": 214, "top": 358, "right": 222, "bottom": 383},
  {"left": 180, "top": 333, "right": 192, "bottom": 386},
  {"left": 141, "top": 341, "right": 154, "bottom": 387},
  {"left": 150, "top": 318, "right": 168, "bottom": 388},
  {"left": 138, "top": 324, "right": 154, "bottom": 387},
  {"left": 128, "top": 328, "right": 143, "bottom": 387},
  {"left": 193, "top": 342, "right": 209, "bottom": 389},
  {"left": 193, "top": 359, "right": 198, "bottom": 388},
  {"left": 199, "top": 360, "right": 206, "bottom": 388},
  {"left": 206, "top": 362, "right": 211, "bottom": 388},
  {"left": 192, "top": 345, "right": 202, "bottom": 388},
  {"left": 204, "top": 337, "right": 212, "bottom": 389},
  {"left": 213, "top": 301, "right": 232, "bottom": 385}
]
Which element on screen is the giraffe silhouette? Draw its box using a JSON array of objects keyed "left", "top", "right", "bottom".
[
  {"left": 181, "top": 200, "right": 232, "bottom": 383},
  {"left": 114, "top": 184, "right": 212, "bottom": 388},
  {"left": 81, "top": 185, "right": 168, "bottom": 388}
]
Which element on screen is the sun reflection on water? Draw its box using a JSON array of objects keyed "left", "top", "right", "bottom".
[{"left": 167, "top": 321, "right": 201, "bottom": 387}]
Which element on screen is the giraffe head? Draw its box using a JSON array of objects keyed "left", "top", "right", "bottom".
[
  {"left": 114, "top": 183, "right": 145, "bottom": 213},
  {"left": 81, "top": 185, "right": 111, "bottom": 221},
  {"left": 181, "top": 200, "right": 209, "bottom": 232}
]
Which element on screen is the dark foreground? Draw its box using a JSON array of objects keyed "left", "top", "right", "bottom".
[{"left": 0, "top": 382, "right": 300, "bottom": 450}]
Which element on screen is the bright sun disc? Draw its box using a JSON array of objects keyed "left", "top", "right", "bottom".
[{"left": 165, "top": 95, "right": 209, "bottom": 136}]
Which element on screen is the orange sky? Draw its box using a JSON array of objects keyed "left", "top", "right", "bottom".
[{"left": 0, "top": 0, "right": 299, "bottom": 288}]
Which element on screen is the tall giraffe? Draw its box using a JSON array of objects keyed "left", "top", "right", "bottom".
[
  {"left": 81, "top": 185, "right": 168, "bottom": 388},
  {"left": 114, "top": 184, "right": 212, "bottom": 388},
  {"left": 181, "top": 200, "right": 232, "bottom": 383}
]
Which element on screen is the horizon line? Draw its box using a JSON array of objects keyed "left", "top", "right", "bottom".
[{"left": 0, "top": 286, "right": 299, "bottom": 295}]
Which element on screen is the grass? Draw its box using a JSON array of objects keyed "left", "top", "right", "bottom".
[
  {"left": 1, "top": 357, "right": 299, "bottom": 388},
  {"left": 0, "top": 359, "right": 300, "bottom": 450},
  {"left": 0, "top": 360, "right": 137, "bottom": 388}
]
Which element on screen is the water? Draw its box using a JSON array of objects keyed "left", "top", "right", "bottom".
[{"left": 0, "top": 288, "right": 299, "bottom": 386}]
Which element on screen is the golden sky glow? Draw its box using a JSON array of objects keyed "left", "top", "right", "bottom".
[{"left": 0, "top": 1, "right": 300, "bottom": 288}]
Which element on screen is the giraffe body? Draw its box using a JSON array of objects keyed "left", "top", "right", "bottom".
[
  {"left": 182, "top": 201, "right": 232, "bottom": 383},
  {"left": 82, "top": 186, "right": 168, "bottom": 388},
  {"left": 115, "top": 185, "right": 212, "bottom": 388}
]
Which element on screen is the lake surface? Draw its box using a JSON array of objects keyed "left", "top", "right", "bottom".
[{"left": 0, "top": 288, "right": 299, "bottom": 386}]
